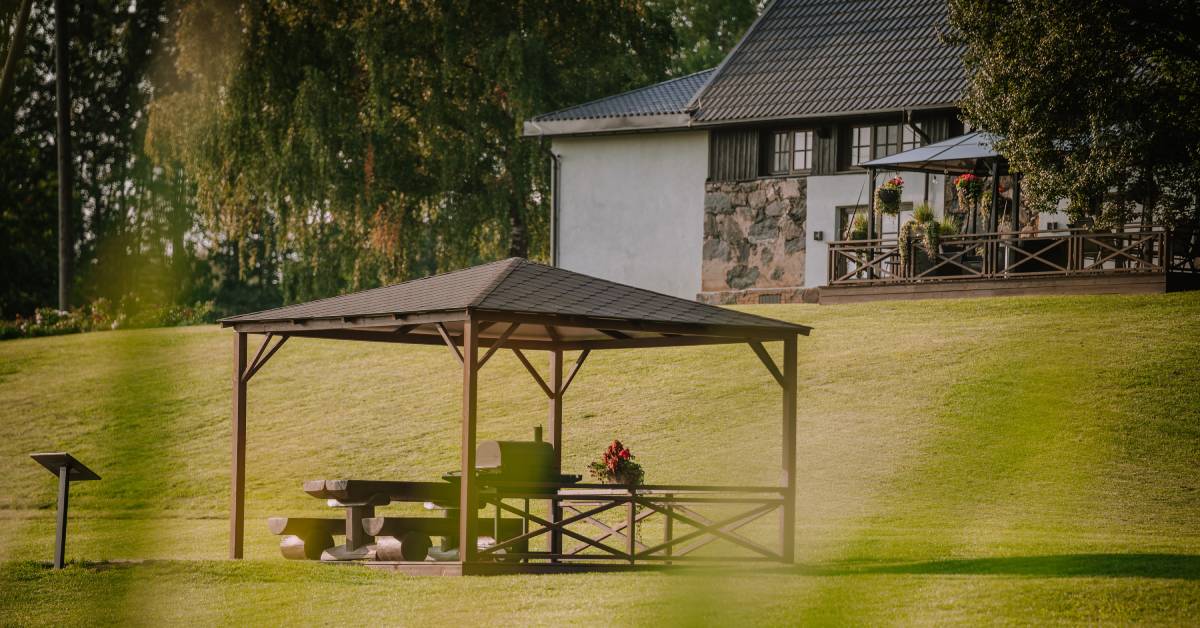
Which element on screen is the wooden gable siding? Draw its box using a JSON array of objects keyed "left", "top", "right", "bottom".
[
  {"left": 709, "top": 129, "right": 759, "bottom": 181},
  {"left": 811, "top": 125, "right": 838, "bottom": 175},
  {"left": 708, "top": 112, "right": 958, "bottom": 181}
]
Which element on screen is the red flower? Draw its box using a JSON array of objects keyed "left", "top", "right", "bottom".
[{"left": 619, "top": 449, "right": 631, "bottom": 460}]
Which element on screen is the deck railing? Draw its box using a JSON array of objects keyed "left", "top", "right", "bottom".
[
  {"left": 476, "top": 482, "right": 787, "bottom": 564},
  {"left": 827, "top": 225, "right": 1198, "bottom": 286}
]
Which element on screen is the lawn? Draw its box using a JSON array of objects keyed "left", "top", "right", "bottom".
[{"left": 1, "top": 293, "right": 1198, "bottom": 625}]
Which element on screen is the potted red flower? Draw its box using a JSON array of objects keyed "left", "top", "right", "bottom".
[{"left": 588, "top": 440, "right": 645, "bottom": 486}]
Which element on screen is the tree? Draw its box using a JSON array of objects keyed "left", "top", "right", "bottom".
[
  {"left": 1, "top": 0, "right": 207, "bottom": 317},
  {"left": 947, "top": 0, "right": 1200, "bottom": 228},
  {"left": 666, "top": 0, "right": 761, "bottom": 75},
  {"left": 148, "top": 1, "right": 678, "bottom": 302}
]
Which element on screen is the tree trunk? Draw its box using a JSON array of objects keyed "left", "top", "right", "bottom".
[
  {"left": 0, "top": 0, "right": 32, "bottom": 108},
  {"left": 55, "top": 0, "right": 73, "bottom": 310},
  {"left": 507, "top": 197, "right": 527, "bottom": 258}
]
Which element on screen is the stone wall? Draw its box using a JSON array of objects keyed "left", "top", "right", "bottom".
[{"left": 700, "top": 177, "right": 807, "bottom": 299}]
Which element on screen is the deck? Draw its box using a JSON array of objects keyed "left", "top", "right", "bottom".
[{"left": 819, "top": 225, "right": 1198, "bottom": 304}]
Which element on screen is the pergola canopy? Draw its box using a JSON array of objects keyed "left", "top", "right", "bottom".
[
  {"left": 862, "top": 131, "right": 1006, "bottom": 175},
  {"left": 221, "top": 257, "right": 810, "bottom": 350}
]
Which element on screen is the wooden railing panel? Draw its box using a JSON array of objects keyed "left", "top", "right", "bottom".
[{"left": 827, "top": 226, "right": 1181, "bottom": 286}]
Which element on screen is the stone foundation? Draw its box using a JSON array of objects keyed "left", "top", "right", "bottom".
[
  {"left": 701, "top": 177, "right": 807, "bottom": 300},
  {"left": 696, "top": 286, "right": 820, "bottom": 305}
]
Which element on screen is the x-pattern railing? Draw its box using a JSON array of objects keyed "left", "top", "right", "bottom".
[
  {"left": 828, "top": 226, "right": 1179, "bottom": 286},
  {"left": 475, "top": 484, "right": 786, "bottom": 563}
]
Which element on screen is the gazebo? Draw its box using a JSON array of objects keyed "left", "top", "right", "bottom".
[
  {"left": 220, "top": 257, "right": 810, "bottom": 574},
  {"left": 862, "top": 131, "right": 1018, "bottom": 237}
]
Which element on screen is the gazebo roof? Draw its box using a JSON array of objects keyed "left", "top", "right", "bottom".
[
  {"left": 221, "top": 258, "right": 809, "bottom": 349},
  {"left": 862, "top": 131, "right": 1004, "bottom": 174}
]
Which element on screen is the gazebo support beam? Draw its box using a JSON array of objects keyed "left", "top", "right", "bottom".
[
  {"left": 437, "top": 323, "right": 464, "bottom": 365},
  {"left": 748, "top": 341, "right": 784, "bottom": 387},
  {"left": 459, "top": 319, "right": 479, "bottom": 563},
  {"left": 781, "top": 336, "right": 797, "bottom": 564},
  {"left": 512, "top": 348, "right": 553, "bottom": 397},
  {"left": 230, "top": 332, "right": 247, "bottom": 559},
  {"left": 242, "top": 334, "right": 288, "bottom": 383},
  {"left": 548, "top": 349, "right": 564, "bottom": 558},
  {"left": 477, "top": 323, "right": 520, "bottom": 369}
]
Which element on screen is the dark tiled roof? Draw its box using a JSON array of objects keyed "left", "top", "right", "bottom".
[
  {"left": 690, "top": 0, "right": 966, "bottom": 123},
  {"left": 221, "top": 258, "right": 806, "bottom": 333},
  {"left": 531, "top": 69, "right": 715, "bottom": 122}
]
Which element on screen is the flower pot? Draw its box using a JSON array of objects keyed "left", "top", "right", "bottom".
[{"left": 875, "top": 187, "right": 901, "bottom": 215}]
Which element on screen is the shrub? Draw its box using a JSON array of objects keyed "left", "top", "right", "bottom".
[{"left": 0, "top": 299, "right": 216, "bottom": 341}]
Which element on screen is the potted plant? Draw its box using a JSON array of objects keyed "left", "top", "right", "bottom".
[
  {"left": 588, "top": 440, "right": 644, "bottom": 486},
  {"left": 875, "top": 176, "right": 904, "bottom": 215},
  {"left": 899, "top": 204, "right": 943, "bottom": 276}
]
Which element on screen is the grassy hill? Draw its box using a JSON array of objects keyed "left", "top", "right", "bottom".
[{"left": 1, "top": 293, "right": 1198, "bottom": 625}]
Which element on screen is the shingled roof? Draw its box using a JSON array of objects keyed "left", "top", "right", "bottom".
[
  {"left": 523, "top": 70, "right": 714, "bottom": 137},
  {"left": 524, "top": 0, "right": 965, "bottom": 135},
  {"left": 689, "top": 0, "right": 965, "bottom": 123},
  {"left": 222, "top": 258, "right": 809, "bottom": 341}
]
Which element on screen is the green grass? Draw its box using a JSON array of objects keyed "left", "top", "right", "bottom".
[{"left": 1, "top": 293, "right": 1198, "bottom": 625}]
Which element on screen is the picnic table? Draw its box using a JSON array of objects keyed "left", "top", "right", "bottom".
[{"left": 269, "top": 479, "right": 525, "bottom": 562}]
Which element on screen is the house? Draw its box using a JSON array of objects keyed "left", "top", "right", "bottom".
[{"left": 525, "top": 0, "right": 1185, "bottom": 303}]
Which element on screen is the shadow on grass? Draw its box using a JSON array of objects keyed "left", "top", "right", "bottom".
[{"left": 773, "top": 554, "right": 1200, "bottom": 580}]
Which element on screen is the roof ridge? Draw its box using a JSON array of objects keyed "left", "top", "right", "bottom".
[{"left": 468, "top": 257, "right": 526, "bottom": 309}]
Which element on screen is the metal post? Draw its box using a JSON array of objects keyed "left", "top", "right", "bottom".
[
  {"left": 54, "top": 465, "right": 69, "bottom": 569},
  {"left": 459, "top": 319, "right": 479, "bottom": 563},
  {"left": 989, "top": 160, "right": 1001, "bottom": 275},
  {"left": 230, "top": 332, "right": 247, "bottom": 559},
  {"left": 781, "top": 337, "right": 797, "bottom": 564},
  {"left": 866, "top": 167, "right": 877, "bottom": 279},
  {"left": 1012, "top": 173, "right": 1022, "bottom": 232}
]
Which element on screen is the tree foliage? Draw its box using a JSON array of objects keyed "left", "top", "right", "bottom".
[
  {"left": 948, "top": 0, "right": 1200, "bottom": 227},
  {"left": 3, "top": 0, "right": 757, "bottom": 316},
  {"left": 148, "top": 1, "right": 680, "bottom": 303}
]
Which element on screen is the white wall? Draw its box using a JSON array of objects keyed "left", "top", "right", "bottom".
[
  {"left": 553, "top": 131, "right": 709, "bottom": 299},
  {"left": 804, "top": 171, "right": 944, "bottom": 288}
]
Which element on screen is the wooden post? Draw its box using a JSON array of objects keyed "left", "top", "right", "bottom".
[
  {"left": 548, "top": 349, "right": 563, "bottom": 558},
  {"left": 459, "top": 319, "right": 479, "bottom": 563},
  {"left": 54, "top": 465, "right": 69, "bottom": 569},
  {"left": 626, "top": 496, "right": 636, "bottom": 564},
  {"left": 230, "top": 332, "right": 247, "bottom": 559},
  {"left": 781, "top": 336, "right": 797, "bottom": 564}
]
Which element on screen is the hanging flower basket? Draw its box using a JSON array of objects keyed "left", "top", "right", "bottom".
[
  {"left": 875, "top": 177, "right": 903, "bottom": 215},
  {"left": 954, "top": 173, "right": 983, "bottom": 211}
]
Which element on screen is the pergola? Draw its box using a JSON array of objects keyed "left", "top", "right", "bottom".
[
  {"left": 220, "top": 258, "right": 811, "bottom": 570},
  {"left": 862, "top": 131, "right": 1019, "bottom": 236}
]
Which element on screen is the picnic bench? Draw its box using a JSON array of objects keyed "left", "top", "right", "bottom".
[{"left": 269, "top": 435, "right": 562, "bottom": 562}]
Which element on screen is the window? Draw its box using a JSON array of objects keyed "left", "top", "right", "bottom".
[
  {"left": 769, "top": 131, "right": 790, "bottom": 174},
  {"left": 901, "top": 123, "right": 925, "bottom": 151},
  {"left": 766, "top": 129, "right": 816, "bottom": 175},
  {"left": 851, "top": 126, "right": 872, "bottom": 166},
  {"left": 874, "top": 124, "right": 900, "bottom": 158},
  {"left": 792, "top": 130, "right": 814, "bottom": 171}
]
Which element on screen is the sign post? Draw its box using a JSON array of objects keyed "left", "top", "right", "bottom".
[{"left": 29, "top": 452, "right": 99, "bottom": 569}]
